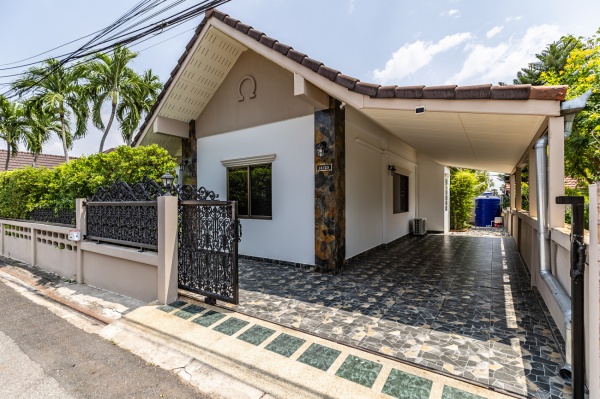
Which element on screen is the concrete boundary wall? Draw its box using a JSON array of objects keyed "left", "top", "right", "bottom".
[
  {"left": 0, "top": 197, "right": 178, "bottom": 305},
  {"left": 506, "top": 210, "right": 579, "bottom": 338},
  {"left": 506, "top": 195, "right": 599, "bottom": 397},
  {"left": 0, "top": 220, "right": 78, "bottom": 279}
]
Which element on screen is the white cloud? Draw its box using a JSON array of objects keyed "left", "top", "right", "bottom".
[
  {"left": 373, "top": 32, "right": 472, "bottom": 84},
  {"left": 505, "top": 15, "right": 523, "bottom": 22},
  {"left": 348, "top": 0, "right": 356, "bottom": 13},
  {"left": 441, "top": 9, "right": 460, "bottom": 18},
  {"left": 486, "top": 25, "right": 503, "bottom": 38},
  {"left": 447, "top": 24, "right": 563, "bottom": 85}
]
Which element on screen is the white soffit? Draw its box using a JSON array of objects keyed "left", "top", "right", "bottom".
[
  {"left": 157, "top": 27, "right": 247, "bottom": 122},
  {"left": 140, "top": 130, "right": 182, "bottom": 157},
  {"left": 362, "top": 108, "right": 545, "bottom": 173}
]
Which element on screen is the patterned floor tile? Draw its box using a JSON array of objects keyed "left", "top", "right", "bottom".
[
  {"left": 381, "top": 369, "right": 433, "bottom": 399},
  {"left": 265, "top": 333, "right": 306, "bottom": 357},
  {"left": 297, "top": 343, "right": 341, "bottom": 371},
  {"left": 335, "top": 355, "right": 382, "bottom": 388},
  {"left": 231, "top": 235, "right": 568, "bottom": 398},
  {"left": 237, "top": 325, "right": 275, "bottom": 346},
  {"left": 191, "top": 310, "right": 226, "bottom": 327},
  {"left": 213, "top": 317, "right": 250, "bottom": 335}
]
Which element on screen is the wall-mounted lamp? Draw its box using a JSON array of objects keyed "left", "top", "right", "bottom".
[
  {"left": 179, "top": 159, "right": 189, "bottom": 173},
  {"left": 315, "top": 141, "right": 329, "bottom": 158},
  {"left": 161, "top": 173, "right": 175, "bottom": 196},
  {"left": 388, "top": 164, "right": 397, "bottom": 175}
]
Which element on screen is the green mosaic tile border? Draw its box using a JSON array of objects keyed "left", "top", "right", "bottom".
[
  {"left": 214, "top": 317, "right": 250, "bottom": 336},
  {"left": 297, "top": 343, "right": 341, "bottom": 371},
  {"left": 382, "top": 369, "right": 433, "bottom": 399},
  {"left": 335, "top": 355, "right": 383, "bottom": 388},
  {"left": 237, "top": 325, "right": 275, "bottom": 346},
  {"left": 442, "top": 385, "right": 485, "bottom": 399},
  {"left": 155, "top": 303, "right": 491, "bottom": 399},
  {"left": 265, "top": 333, "right": 306, "bottom": 357}
]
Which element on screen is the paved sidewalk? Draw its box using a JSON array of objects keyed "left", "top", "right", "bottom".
[{"left": 0, "top": 256, "right": 517, "bottom": 399}]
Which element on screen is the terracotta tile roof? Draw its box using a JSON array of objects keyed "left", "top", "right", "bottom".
[
  {"left": 0, "top": 150, "right": 74, "bottom": 170},
  {"left": 133, "top": 8, "right": 569, "bottom": 146}
]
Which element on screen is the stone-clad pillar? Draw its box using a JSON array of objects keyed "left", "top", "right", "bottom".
[
  {"left": 314, "top": 97, "right": 345, "bottom": 274},
  {"left": 181, "top": 120, "right": 197, "bottom": 186}
]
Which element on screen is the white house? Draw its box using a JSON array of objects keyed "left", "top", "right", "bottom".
[{"left": 133, "top": 8, "right": 567, "bottom": 274}]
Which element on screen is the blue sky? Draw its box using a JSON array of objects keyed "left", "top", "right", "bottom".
[{"left": 1, "top": 0, "right": 599, "bottom": 157}]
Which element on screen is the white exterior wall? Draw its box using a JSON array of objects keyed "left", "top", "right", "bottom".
[
  {"left": 197, "top": 115, "right": 314, "bottom": 265},
  {"left": 417, "top": 153, "right": 450, "bottom": 233},
  {"left": 345, "top": 107, "right": 419, "bottom": 259}
]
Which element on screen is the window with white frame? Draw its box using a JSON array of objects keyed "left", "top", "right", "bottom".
[{"left": 222, "top": 154, "right": 276, "bottom": 219}]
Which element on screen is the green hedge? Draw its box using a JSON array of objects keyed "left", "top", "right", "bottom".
[{"left": 0, "top": 145, "right": 177, "bottom": 219}]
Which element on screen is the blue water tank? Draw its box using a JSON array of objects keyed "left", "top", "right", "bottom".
[{"left": 475, "top": 193, "right": 501, "bottom": 227}]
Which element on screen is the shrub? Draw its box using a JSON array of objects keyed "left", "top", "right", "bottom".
[
  {"left": 450, "top": 170, "right": 479, "bottom": 230},
  {"left": 0, "top": 145, "right": 177, "bottom": 219}
]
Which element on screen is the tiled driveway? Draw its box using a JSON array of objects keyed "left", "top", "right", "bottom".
[{"left": 227, "top": 234, "right": 570, "bottom": 399}]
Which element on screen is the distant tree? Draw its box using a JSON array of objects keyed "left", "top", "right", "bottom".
[
  {"left": 0, "top": 96, "right": 27, "bottom": 170},
  {"left": 474, "top": 170, "right": 492, "bottom": 194},
  {"left": 23, "top": 100, "right": 62, "bottom": 167},
  {"left": 513, "top": 35, "right": 583, "bottom": 85},
  {"left": 116, "top": 69, "right": 162, "bottom": 146},
  {"left": 85, "top": 46, "right": 162, "bottom": 152},
  {"left": 12, "top": 59, "right": 89, "bottom": 163},
  {"left": 542, "top": 30, "right": 600, "bottom": 184}
]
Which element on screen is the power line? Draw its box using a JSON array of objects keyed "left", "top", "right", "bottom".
[{"left": 1, "top": 0, "right": 229, "bottom": 98}]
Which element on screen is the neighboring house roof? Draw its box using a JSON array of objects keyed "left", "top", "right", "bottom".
[
  {"left": 133, "top": 8, "right": 567, "bottom": 174},
  {"left": 0, "top": 150, "right": 73, "bottom": 170},
  {"left": 565, "top": 177, "right": 582, "bottom": 189},
  {"left": 506, "top": 177, "right": 584, "bottom": 191}
]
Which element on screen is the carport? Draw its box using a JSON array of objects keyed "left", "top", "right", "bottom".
[{"left": 227, "top": 233, "right": 568, "bottom": 398}]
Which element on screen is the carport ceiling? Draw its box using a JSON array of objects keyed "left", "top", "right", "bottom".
[{"left": 362, "top": 108, "right": 545, "bottom": 173}]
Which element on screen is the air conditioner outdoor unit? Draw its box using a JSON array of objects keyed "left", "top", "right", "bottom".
[{"left": 413, "top": 218, "right": 427, "bottom": 235}]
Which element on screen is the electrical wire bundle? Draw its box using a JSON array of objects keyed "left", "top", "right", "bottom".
[{"left": 0, "top": 0, "right": 230, "bottom": 98}]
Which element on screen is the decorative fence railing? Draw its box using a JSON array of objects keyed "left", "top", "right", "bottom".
[
  {"left": 85, "top": 177, "right": 162, "bottom": 251},
  {"left": 27, "top": 207, "right": 76, "bottom": 226}
]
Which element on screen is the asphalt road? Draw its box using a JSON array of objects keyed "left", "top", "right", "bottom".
[{"left": 0, "top": 279, "right": 208, "bottom": 399}]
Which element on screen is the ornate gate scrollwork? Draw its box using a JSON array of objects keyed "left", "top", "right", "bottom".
[{"left": 177, "top": 184, "right": 240, "bottom": 305}]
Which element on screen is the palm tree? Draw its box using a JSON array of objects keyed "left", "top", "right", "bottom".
[
  {"left": 23, "top": 101, "right": 62, "bottom": 167},
  {"left": 12, "top": 59, "right": 88, "bottom": 163},
  {"left": 85, "top": 45, "right": 140, "bottom": 152},
  {"left": 117, "top": 69, "right": 162, "bottom": 146},
  {"left": 0, "top": 96, "right": 27, "bottom": 171}
]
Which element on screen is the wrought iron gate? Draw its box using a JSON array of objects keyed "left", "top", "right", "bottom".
[{"left": 177, "top": 186, "right": 240, "bottom": 304}]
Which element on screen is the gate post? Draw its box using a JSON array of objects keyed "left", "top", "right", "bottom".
[
  {"left": 76, "top": 198, "right": 86, "bottom": 284},
  {"left": 158, "top": 195, "right": 179, "bottom": 304}
]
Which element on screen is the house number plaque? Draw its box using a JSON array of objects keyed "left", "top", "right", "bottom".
[{"left": 317, "top": 164, "right": 333, "bottom": 172}]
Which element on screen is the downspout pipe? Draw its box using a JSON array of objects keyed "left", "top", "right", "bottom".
[{"left": 534, "top": 136, "right": 573, "bottom": 383}]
